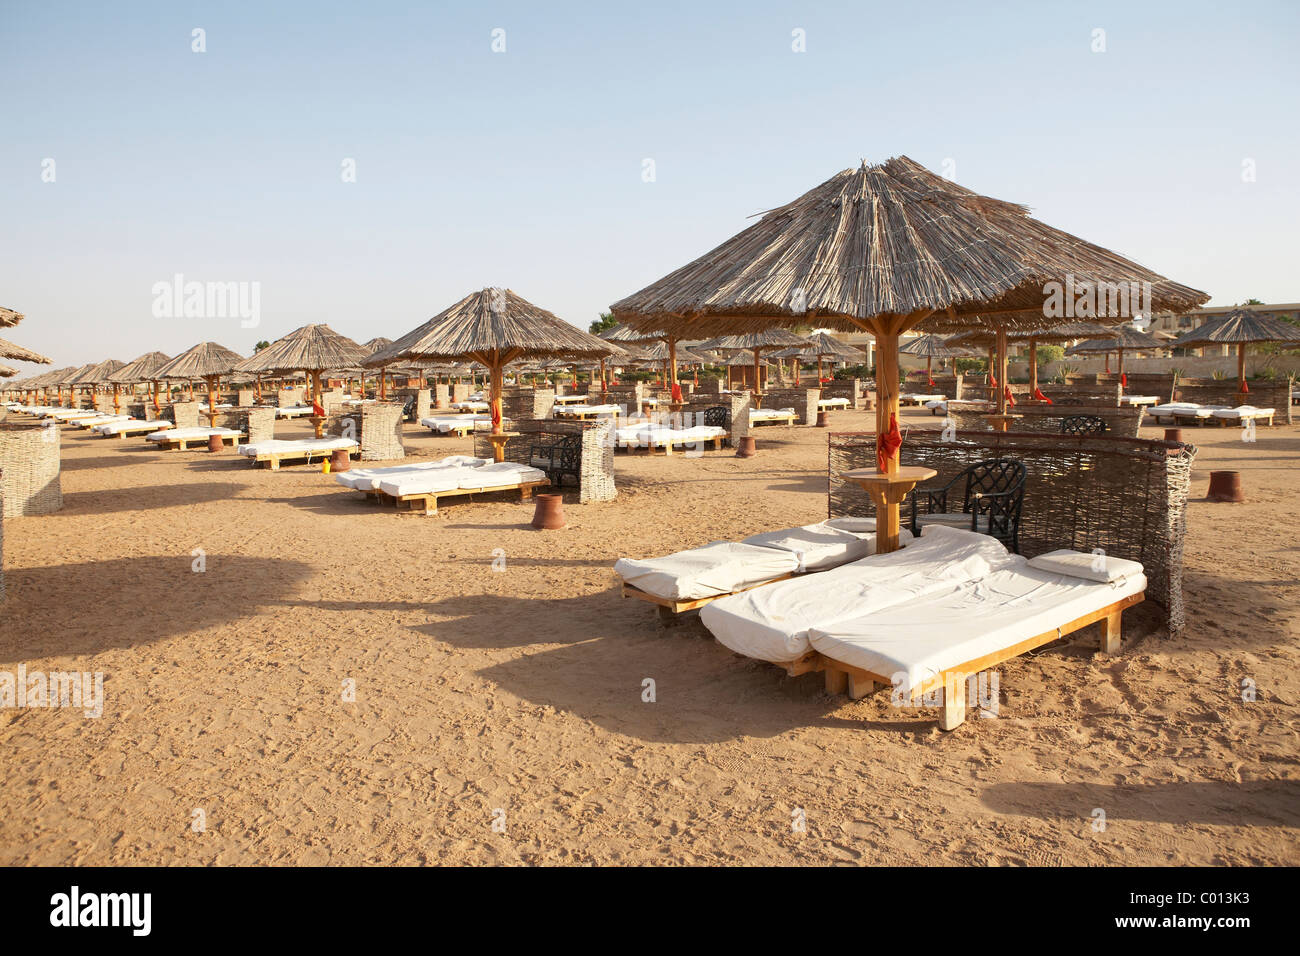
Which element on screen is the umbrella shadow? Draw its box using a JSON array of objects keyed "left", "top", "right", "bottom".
[
  {"left": 58, "top": 454, "right": 158, "bottom": 471},
  {"left": 57, "top": 481, "right": 249, "bottom": 515},
  {"left": 980, "top": 779, "right": 1300, "bottom": 827},
  {"left": 0, "top": 554, "right": 314, "bottom": 660}
]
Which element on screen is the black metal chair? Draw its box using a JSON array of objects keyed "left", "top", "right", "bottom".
[
  {"left": 702, "top": 405, "right": 729, "bottom": 429},
  {"left": 907, "top": 457, "right": 1026, "bottom": 553},
  {"left": 529, "top": 433, "right": 581, "bottom": 487},
  {"left": 398, "top": 395, "right": 418, "bottom": 421},
  {"left": 1061, "top": 414, "right": 1107, "bottom": 435}
]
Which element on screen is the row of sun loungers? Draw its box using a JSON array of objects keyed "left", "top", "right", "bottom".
[
  {"left": 146, "top": 426, "right": 244, "bottom": 450},
  {"left": 91, "top": 418, "right": 171, "bottom": 437},
  {"left": 1147, "top": 402, "right": 1275, "bottom": 426},
  {"left": 421, "top": 414, "right": 490, "bottom": 436},
  {"left": 334, "top": 454, "right": 547, "bottom": 514},
  {"left": 617, "top": 525, "right": 1145, "bottom": 729}
]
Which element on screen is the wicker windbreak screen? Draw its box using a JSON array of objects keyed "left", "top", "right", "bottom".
[{"left": 828, "top": 431, "right": 1195, "bottom": 633}]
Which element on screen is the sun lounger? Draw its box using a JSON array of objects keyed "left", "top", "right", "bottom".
[
  {"left": 1147, "top": 402, "right": 1226, "bottom": 425},
  {"left": 450, "top": 400, "right": 490, "bottom": 412},
  {"left": 805, "top": 550, "right": 1145, "bottom": 729},
  {"left": 699, "top": 526, "right": 1001, "bottom": 663},
  {"left": 92, "top": 418, "right": 172, "bottom": 438},
  {"left": 615, "top": 422, "right": 727, "bottom": 454},
  {"left": 749, "top": 407, "right": 796, "bottom": 426},
  {"left": 616, "top": 517, "right": 905, "bottom": 617},
  {"left": 147, "top": 426, "right": 244, "bottom": 450},
  {"left": 420, "top": 414, "right": 490, "bottom": 435},
  {"left": 72, "top": 414, "right": 132, "bottom": 428},
  {"left": 237, "top": 437, "right": 359, "bottom": 469},
  {"left": 817, "top": 397, "right": 851, "bottom": 411},
  {"left": 335, "top": 455, "right": 491, "bottom": 492},
  {"left": 376, "top": 460, "right": 549, "bottom": 515},
  {"left": 1209, "top": 405, "right": 1275, "bottom": 425},
  {"left": 901, "top": 393, "right": 948, "bottom": 406},
  {"left": 1119, "top": 395, "right": 1160, "bottom": 406},
  {"left": 553, "top": 404, "right": 621, "bottom": 419},
  {"left": 552, "top": 394, "right": 590, "bottom": 405},
  {"left": 275, "top": 404, "right": 315, "bottom": 418}
]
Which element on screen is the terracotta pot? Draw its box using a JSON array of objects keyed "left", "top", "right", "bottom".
[
  {"left": 531, "top": 493, "right": 566, "bottom": 530},
  {"left": 1163, "top": 427, "right": 1183, "bottom": 443},
  {"left": 1207, "top": 470, "right": 1244, "bottom": 503},
  {"left": 207, "top": 433, "right": 224, "bottom": 453},
  {"left": 735, "top": 436, "right": 757, "bottom": 458},
  {"left": 330, "top": 448, "right": 351, "bottom": 472},
  {"left": 815, "top": 411, "right": 829, "bottom": 428}
]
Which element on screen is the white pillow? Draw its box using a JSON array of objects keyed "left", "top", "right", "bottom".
[
  {"left": 1027, "top": 549, "right": 1144, "bottom": 584},
  {"left": 824, "top": 516, "right": 876, "bottom": 533}
]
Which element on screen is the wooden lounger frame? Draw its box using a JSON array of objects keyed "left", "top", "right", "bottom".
[
  {"left": 246, "top": 445, "right": 358, "bottom": 470},
  {"left": 749, "top": 412, "right": 796, "bottom": 427},
  {"left": 616, "top": 435, "right": 726, "bottom": 456},
  {"left": 100, "top": 422, "right": 173, "bottom": 438},
  {"left": 619, "top": 573, "right": 796, "bottom": 622},
  {"left": 425, "top": 422, "right": 480, "bottom": 437},
  {"left": 554, "top": 409, "right": 621, "bottom": 421},
  {"left": 782, "top": 591, "right": 1144, "bottom": 731},
  {"left": 147, "top": 432, "right": 245, "bottom": 451},
  {"left": 1150, "top": 409, "right": 1275, "bottom": 427},
  {"left": 379, "top": 478, "right": 550, "bottom": 515}
]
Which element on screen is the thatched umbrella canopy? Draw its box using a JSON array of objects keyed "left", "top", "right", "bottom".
[
  {"left": 21, "top": 365, "right": 74, "bottom": 403},
  {"left": 0, "top": 362, "right": 18, "bottom": 378},
  {"left": 599, "top": 321, "right": 702, "bottom": 399},
  {"left": 1065, "top": 325, "right": 1167, "bottom": 383},
  {"left": 696, "top": 329, "right": 808, "bottom": 396},
  {"left": 1167, "top": 308, "right": 1300, "bottom": 394},
  {"left": 236, "top": 325, "right": 369, "bottom": 435},
  {"left": 108, "top": 351, "right": 172, "bottom": 412},
  {"left": 0, "top": 307, "right": 23, "bottom": 328},
  {"left": 0, "top": 335, "right": 52, "bottom": 365},
  {"left": 610, "top": 155, "right": 1207, "bottom": 552},
  {"left": 355, "top": 337, "right": 395, "bottom": 398},
  {"left": 70, "top": 358, "right": 126, "bottom": 411},
  {"left": 370, "top": 288, "right": 618, "bottom": 460},
  {"left": 948, "top": 321, "right": 1114, "bottom": 397},
  {"left": 899, "top": 333, "right": 973, "bottom": 385},
  {"left": 156, "top": 342, "right": 246, "bottom": 425}
]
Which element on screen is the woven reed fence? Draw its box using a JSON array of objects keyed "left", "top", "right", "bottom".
[
  {"left": 761, "top": 387, "right": 818, "bottom": 424},
  {"left": 169, "top": 401, "right": 201, "bottom": 428},
  {"left": 0, "top": 473, "right": 4, "bottom": 600},
  {"left": 604, "top": 384, "right": 644, "bottom": 411},
  {"left": 679, "top": 392, "right": 749, "bottom": 441},
  {"left": 503, "top": 387, "right": 555, "bottom": 421},
  {"left": 1172, "top": 381, "right": 1292, "bottom": 424},
  {"left": 0, "top": 423, "right": 63, "bottom": 517},
  {"left": 827, "top": 431, "right": 1194, "bottom": 633},
  {"left": 433, "top": 383, "right": 451, "bottom": 408},
  {"left": 331, "top": 402, "right": 404, "bottom": 460},
  {"left": 451, "top": 383, "right": 471, "bottom": 404},
  {"left": 1116, "top": 373, "right": 1176, "bottom": 401},
  {"left": 394, "top": 387, "right": 431, "bottom": 421},
  {"left": 474, "top": 419, "right": 615, "bottom": 503},
  {"left": 946, "top": 403, "right": 1145, "bottom": 437},
  {"left": 821, "top": 377, "right": 864, "bottom": 408}
]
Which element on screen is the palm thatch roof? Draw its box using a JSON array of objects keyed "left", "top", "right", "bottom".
[
  {"left": 0, "top": 306, "right": 24, "bottom": 328},
  {"left": 598, "top": 322, "right": 662, "bottom": 344},
  {"left": 108, "top": 352, "right": 173, "bottom": 384},
  {"left": 368, "top": 288, "right": 617, "bottom": 367},
  {"left": 235, "top": 324, "right": 370, "bottom": 376},
  {"left": 0, "top": 362, "right": 18, "bottom": 378},
  {"left": 363, "top": 337, "right": 393, "bottom": 352},
  {"left": 1167, "top": 309, "right": 1300, "bottom": 349},
  {"left": 23, "top": 366, "right": 76, "bottom": 388},
  {"left": 697, "top": 330, "right": 810, "bottom": 351},
  {"left": 633, "top": 342, "right": 709, "bottom": 363},
  {"left": 70, "top": 358, "right": 126, "bottom": 385},
  {"left": 155, "top": 342, "right": 245, "bottom": 380},
  {"left": 797, "top": 331, "right": 861, "bottom": 359},
  {"left": 900, "top": 334, "right": 968, "bottom": 358},
  {"left": 57, "top": 364, "right": 96, "bottom": 385},
  {"left": 947, "top": 321, "right": 1115, "bottom": 349},
  {"left": 610, "top": 156, "right": 1207, "bottom": 336},
  {"left": 1065, "top": 326, "right": 1167, "bottom": 355},
  {"left": 0, "top": 335, "right": 52, "bottom": 364}
]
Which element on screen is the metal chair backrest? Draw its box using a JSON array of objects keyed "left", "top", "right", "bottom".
[{"left": 1061, "top": 414, "right": 1107, "bottom": 435}]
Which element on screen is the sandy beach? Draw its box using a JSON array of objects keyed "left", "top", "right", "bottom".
[{"left": 1, "top": 407, "right": 1296, "bottom": 866}]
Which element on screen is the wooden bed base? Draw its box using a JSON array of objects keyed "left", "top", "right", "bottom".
[
  {"left": 426, "top": 423, "right": 479, "bottom": 437},
  {"left": 750, "top": 413, "right": 796, "bottom": 427},
  {"left": 98, "top": 423, "right": 172, "bottom": 438},
  {"left": 616, "top": 436, "right": 726, "bottom": 456},
  {"left": 378, "top": 478, "right": 550, "bottom": 516},
  {"left": 554, "top": 410, "right": 621, "bottom": 421},
  {"left": 620, "top": 574, "right": 796, "bottom": 622},
  {"left": 247, "top": 447, "right": 357, "bottom": 470},
  {"left": 148, "top": 432, "right": 244, "bottom": 451},
  {"left": 782, "top": 591, "right": 1144, "bottom": 731}
]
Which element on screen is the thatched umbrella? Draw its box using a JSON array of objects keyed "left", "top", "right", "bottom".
[
  {"left": 948, "top": 321, "right": 1113, "bottom": 400},
  {"left": 899, "top": 333, "right": 970, "bottom": 385},
  {"left": 20, "top": 365, "right": 73, "bottom": 404},
  {"left": 156, "top": 342, "right": 246, "bottom": 427},
  {"left": 698, "top": 330, "right": 809, "bottom": 399},
  {"left": 0, "top": 336, "right": 52, "bottom": 366},
  {"left": 359, "top": 337, "right": 395, "bottom": 399},
  {"left": 369, "top": 288, "right": 618, "bottom": 461},
  {"left": 611, "top": 155, "right": 1206, "bottom": 552},
  {"left": 0, "top": 306, "right": 23, "bottom": 328},
  {"left": 598, "top": 321, "right": 696, "bottom": 398},
  {"left": 1065, "top": 325, "right": 1167, "bottom": 386},
  {"left": 109, "top": 351, "right": 172, "bottom": 413},
  {"left": 0, "top": 362, "right": 18, "bottom": 378},
  {"left": 235, "top": 325, "right": 369, "bottom": 437},
  {"left": 1167, "top": 308, "right": 1300, "bottom": 395},
  {"left": 72, "top": 358, "right": 126, "bottom": 410},
  {"left": 788, "top": 330, "right": 860, "bottom": 384}
]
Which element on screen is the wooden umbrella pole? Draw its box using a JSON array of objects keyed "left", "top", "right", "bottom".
[
  {"left": 926, "top": 355, "right": 933, "bottom": 381},
  {"left": 113, "top": 383, "right": 120, "bottom": 413},
  {"left": 152, "top": 381, "right": 161, "bottom": 412},
  {"left": 379, "top": 368, "right": 387, "bottom": 400},
  {"left": 207, "top": 376, "right": 218, "bottom": 427},
  {"left": 669, "top": 338, "right": 678, "bottom": 397},
  {"left": 996, "top": 327, "right": 1009, "bottom": 415},
  {"left": 1237, "top": 342, "right": 1247, "bottom": 392},
  {"left": 311, "top": 369, "right": 324, "bottom": 438},
  {"left": 1028, "top": 337, "right": 1038, "bottom": 395}
]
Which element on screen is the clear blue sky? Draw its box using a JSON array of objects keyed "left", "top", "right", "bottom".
[{"left": 2, "top": 0, "right": 1297, "bottom": 373}]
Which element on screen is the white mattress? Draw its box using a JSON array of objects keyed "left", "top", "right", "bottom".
[
  {"left": 451, "top": 401, "right": 489, "bottom": 411},
  {"left": 749, "top": 407, "right": 795, "bottom": 421},
  {"left": 237, "top": 438, "right": 358, "bottom": 457},
  {"left": 421, "top": 415, "right": 489, "bottom": 432},
  {"left": 808, "top": 562, "right": 1147, "bottom": 696},
  {"left": 817, "top": 398, "right": 851, "bottom": 409},
  {"left": 148, "top": 427, "right": 241, "bottom": 441},
  {"left": 616, "top": 424, "right": 726, "bottom": 447},
  {"left": 336, "top": 455, "right": 491, "bottom": 490},
  {"left": 1119, "top": 395, "right": 1159, "bottom": 405},
  {"left": 616, "top": 542, "right": 801, "bottom": 602},
  {"left": 700, "top": 526, "right": 1012, "bottom": 663},
  {"left": 555, "top": 404, "right": 620, "bottom": 416},
  {"left": 74, "top": 415, "right": 131, "bottom": 427},
  {"left": 276, "top": 405, "right": 314, "bottom": 417},
  {"left": 739, "top": 522, "right": 890, "bottom": 572},
  {"left": 1148, "top": 403, "right": 1224, "bottom": 419},
  {"left": 456, "top": 461, "right": 545, "bottom": 489},
  {"left": 1210, "top": 405, "right": 1273, "bottom": 420},
  {"left": 902, "top": 393, "right": 947, "bottom": 403},
  {"left": 552, "top": 394, "right": 589, "bottom": 404},
  {"left": 93, "top": 419, "right": 169, "bottom": 435}
]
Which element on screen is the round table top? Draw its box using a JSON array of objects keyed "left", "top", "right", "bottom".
[{"left": 840, "top": 466, "right": 938, "bottom": 486}]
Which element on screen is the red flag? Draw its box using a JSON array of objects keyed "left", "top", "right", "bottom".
[
  {"left": 312, "top": 400, "right": 325, "bottom": 417},
  {"left": 1241, "top": 380, "right": 1250, "bottom": 394},
  {"left": 927, "top": 376, "right": 935, "bottom": 387},
  {"left": 876, "top": 413, "right": 902, "bottom": 473},
  {"left": 1120, "top": 372, "right": 1128, "bottom": 388},
  {"left": 1004, "top": 385, "right": 1016, "bottom": 408},
  {"left": 989, "top": 371, "right": 998, "bottom": 388},
  {"left": 671, "top": 383, "right": 683, "bottom": 402},
  {"left": 491, "top": 403, "right": 502, "bottom": 429},
  {"left": 1033, "top": 387, "right": 1053, "bottom": 405}
]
